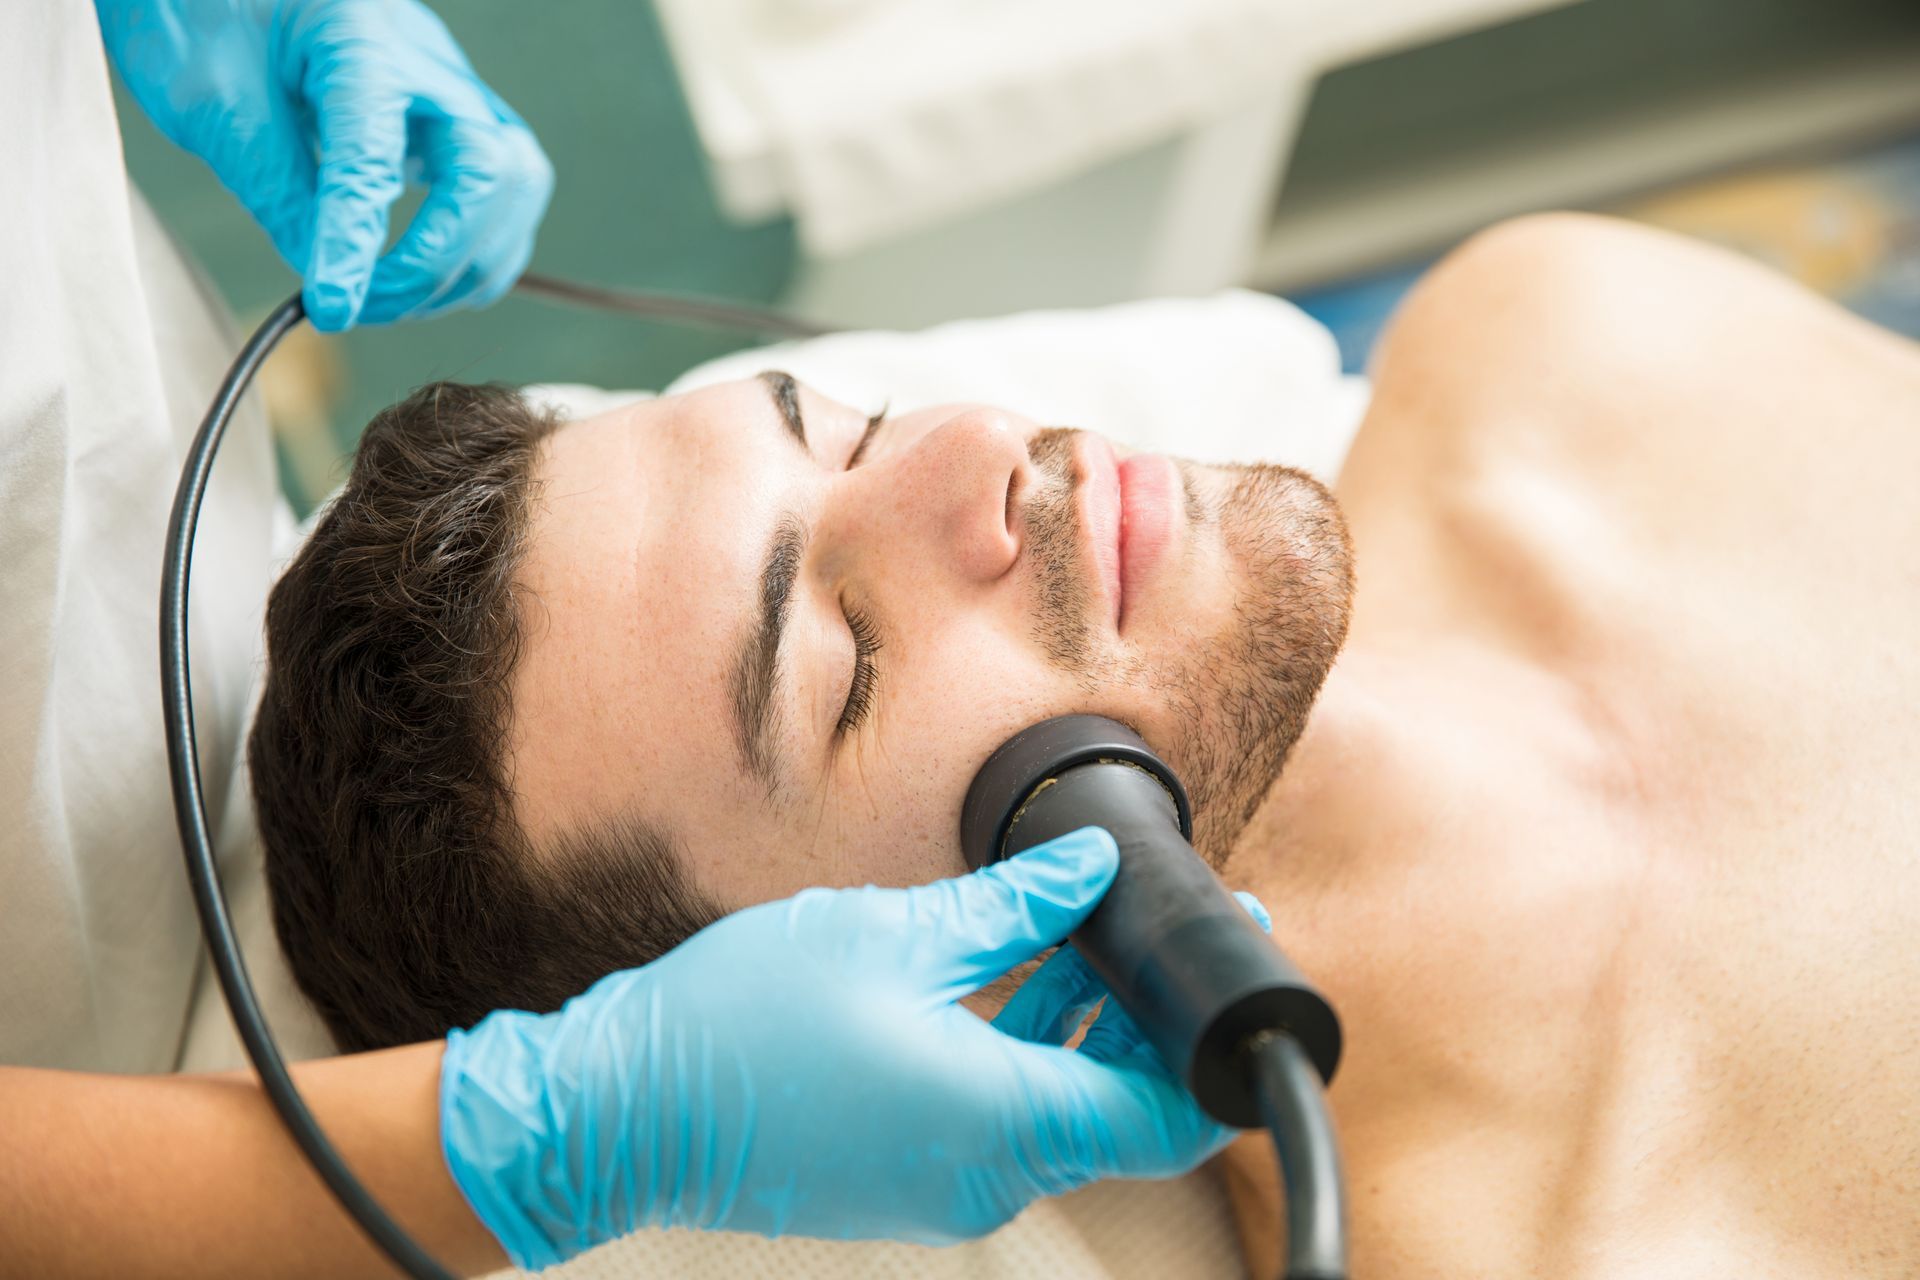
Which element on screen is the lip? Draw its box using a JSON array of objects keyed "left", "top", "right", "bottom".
[
  {"left": 1117, "top": 451, "right": 1177, "bottom": 626},
  {"left": 1074, "top": 433, "right": 1124, "bottom": 630}
]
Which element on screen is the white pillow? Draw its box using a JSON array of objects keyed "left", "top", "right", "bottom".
[{"left": 530, "top": 288, "right": 1368, "bottom": 481}]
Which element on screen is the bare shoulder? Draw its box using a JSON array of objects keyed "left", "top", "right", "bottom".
[
  {"left": 1336, "top": 213, "right": 1920, "bottom": 655},
  {"left": 1362, "top": 211, "right": 1920, "bottom": 431},
  {"left": 1327, "top": 213, "right": 1920, "bottom": 1280}
]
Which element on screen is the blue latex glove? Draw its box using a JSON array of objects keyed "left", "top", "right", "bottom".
[
  {"left": 992, "top": 889, "right": 1271, "bottom": 1059},
  {"left": 440, "top": 829, "right": 1248, "bottom": 1271},
  {"left": 96, "top": 0, "right": 552, "bottom": 331}
]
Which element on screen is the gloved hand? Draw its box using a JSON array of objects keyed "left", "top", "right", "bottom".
[
  {"left": 96, "top": 0, "right": 552, "bottom": 331},
  {"left": 440, "top": 829, "right": 1255, "bottom": 1271}
]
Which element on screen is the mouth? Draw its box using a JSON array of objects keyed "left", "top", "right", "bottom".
[
  {"left": 1117, "top": 450, "right": 1179, "bottom": 623},
  {"left": 1074, "top": 433, "right": 1125, "bottom": 630},
  {"left": 1070, "top": 430, "right": 1188, "bottom": 637}
]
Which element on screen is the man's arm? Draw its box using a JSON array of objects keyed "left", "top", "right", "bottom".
[
  {"left": 0, "top": 1044, "right": 508, "bottom": 1279},
  {"left": 4, "top": 838, "right": 1250, "bottom": 1275}
]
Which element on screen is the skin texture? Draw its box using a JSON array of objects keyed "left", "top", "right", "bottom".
[
  {"left": 508, "top": 213, "right": 1920, "bottom": 1278},
  {"left": 1216, "top": 215, "right": 1920, "bottom": 1280},
  {"left": 0, "top": 1045, "right": 508, "bottom": 1278},
  {"left": 507, "top": 380, "right": 1351, "bottom": 906}
]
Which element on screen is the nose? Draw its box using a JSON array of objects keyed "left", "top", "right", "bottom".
[{"left": 846, "top": 407, "right": 1029, "bottom": 582}]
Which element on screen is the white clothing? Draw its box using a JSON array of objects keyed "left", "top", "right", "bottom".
[{"left": 0, "top": 0, "right": 285, "bottom": 1072}]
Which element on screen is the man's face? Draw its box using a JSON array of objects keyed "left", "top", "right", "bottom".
[{"left": 506, "top": 373, "right": 1352, "bottom": 910}]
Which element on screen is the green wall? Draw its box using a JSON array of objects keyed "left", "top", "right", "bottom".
[{"left": 114, "top": 0, "right": 795, "bottom": 503}]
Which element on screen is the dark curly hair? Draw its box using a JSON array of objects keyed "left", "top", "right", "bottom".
[{"left": 248, "top": 382, "right": 722, "bottom": 1052}]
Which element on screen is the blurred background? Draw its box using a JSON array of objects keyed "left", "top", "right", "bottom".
[{"left": 117, "top": 0, "right": 1920, "bottom": 513}]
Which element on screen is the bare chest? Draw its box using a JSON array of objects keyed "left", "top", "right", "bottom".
[
  {"left": 1226, "top": 609, "right": 1920, "bottom": 1278},
  {"left": 1566, "top": 568, "right": 1920, "bottom": 1276}
]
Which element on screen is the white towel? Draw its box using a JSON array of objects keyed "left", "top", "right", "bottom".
[{"left": 665, "top": 0, "right": 1320, "bottom": 254}]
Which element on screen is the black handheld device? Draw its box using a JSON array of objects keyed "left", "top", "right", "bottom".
[{"left": 961, "top": 714, "right": 1349, "bottom": 1280}]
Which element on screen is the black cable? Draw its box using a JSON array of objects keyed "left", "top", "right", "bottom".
[
  {"left": 162, "top": 293, "right": 455, "bottom": 1280},
  {"left": 514, "top": 272, "right": 835, "bottom": 338},
  {"left": 161, "top": 281, "right": 836, "bottom": 1279},
  {"left": 1245, "top": 1031, "right": 1349, "bottom": 1280}
]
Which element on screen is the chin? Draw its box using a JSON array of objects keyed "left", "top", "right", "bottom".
[{"left": 1138, "top": 461, "right": 1354, "bottom": 864}]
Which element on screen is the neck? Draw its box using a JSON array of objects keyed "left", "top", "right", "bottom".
[
  {"left": 1220, "top": 632, "right": 1631, "bottom": 1013},
  {"left": 1213, "top": 633, "right": 1647, "bottom": 1279},
  {"left": 1223, "top": 643, "right": 1412, "bottom": 897}
]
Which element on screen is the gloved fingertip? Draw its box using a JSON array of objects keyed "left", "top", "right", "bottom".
[
  {"left": 356, "top": 286, "right": 441, "bottom": 328},
  {"left": 1232, "top": 890, "right": 1273, "bottom": 934},
  {"left": 304, "top": 280, "right": 361, "bottom": 333},
  {"left": 923, "top": 829, "right": 1120, "bottom": 995},
  {"left": 1038, "top": 1052, "right": 1232, "bottom": 1181},
  {"left": 972, "top": 829, "right": 1118, "bottom": 918},
  {"left": 990, "top": 943, "right": 1100, "bottom": 1045},
  {"left": 468, "top": 263, "right": 525, "bottom": 310},
  {"left": 1009, "top": 826, "right": 1118, "bottom": 887}
]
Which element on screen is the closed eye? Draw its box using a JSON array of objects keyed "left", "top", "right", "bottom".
[
  {"left": 834, "top": 405, "right": 887, "bottom": 739},
  {"left": 836, "top": 605, "right": 881, "bottom": 737},
  {"left": 848, "top": 408, "right": 886, "bottom": 469}
]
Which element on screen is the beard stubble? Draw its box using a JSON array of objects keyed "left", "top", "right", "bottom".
[{"left": 1020, "top": 431, "right": 1354, "bottom": 864}]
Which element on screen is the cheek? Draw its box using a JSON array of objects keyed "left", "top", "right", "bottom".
[
  {"left": 819, "top": 578, "right": 1215, "bottom": 894},
  {"left": 830, "top": 628, "right": 1069, "bottom": 887}
]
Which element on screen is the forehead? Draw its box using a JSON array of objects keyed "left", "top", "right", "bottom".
[{"left": 505, "top": 380, "right": 780, "bottom": 845}]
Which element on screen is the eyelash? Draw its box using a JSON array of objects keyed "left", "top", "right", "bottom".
[
  {"left": 830, "top": 406, "right": 888, "bottom": 738},
  {"left": 848, "top": 407, "right": 887, "bottom": 469},
  {"left": 836, "top": 605, "right": 882, "bottom": 737}
]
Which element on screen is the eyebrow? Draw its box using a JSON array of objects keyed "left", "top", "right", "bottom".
[
  {"left": 729, "top": 512, "right": 807, "bottom": 790},
  {"left": 727, "top": 374, "right": 823, "bottom": 789}
]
